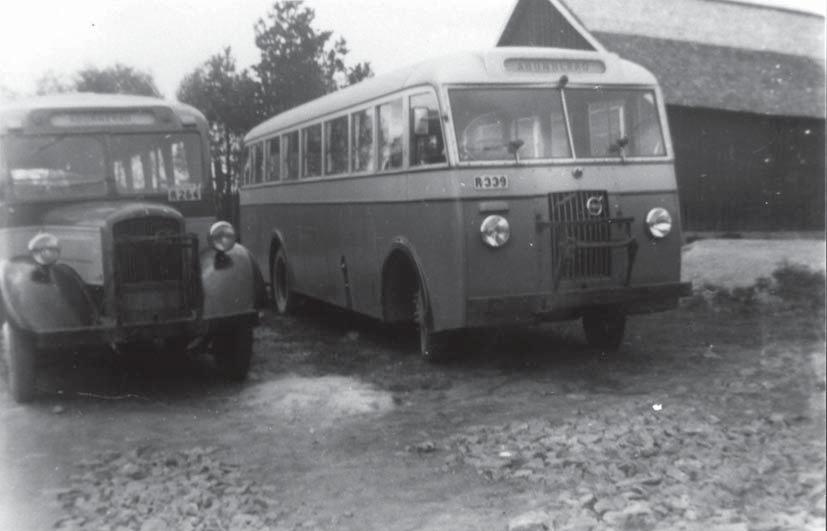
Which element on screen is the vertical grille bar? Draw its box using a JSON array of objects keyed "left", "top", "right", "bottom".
[{"left": 549, "top": 190, "right": 612, "bottom": 281}]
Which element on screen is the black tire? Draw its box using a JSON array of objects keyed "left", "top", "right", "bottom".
[
  {"left": 4, "top": 323, "right": 37, "bottom": 403},
  {"left": 414, "top": 284, "right": 451, "bottom": 362},
  {"left": 212, "top": 324, "right": 253, "bottom": 382},
  {"left": 271, "top": 247, "right": 295, "bottom": 315},
  {"left": 582, "top": 307, "right": 627, "bottom": 351}
]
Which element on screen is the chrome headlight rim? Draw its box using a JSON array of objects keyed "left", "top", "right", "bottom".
[
  {"left": 645, "top": 207, "right": 673, "bottom": 239},
  {"left": 209, "top": 221, "right": 237, "bottom": 253},
  {"left": 28, "top": 232, "right": 61, "bottom": 266},
  {"left": 480, "top": 215, "right": 511, "bottom": 248}
]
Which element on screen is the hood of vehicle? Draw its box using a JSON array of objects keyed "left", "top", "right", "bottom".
[{"left": 42, "top": 201, "right": 184, "bottom": 228}]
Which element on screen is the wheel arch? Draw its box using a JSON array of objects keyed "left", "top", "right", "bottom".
[{"left": 380, "top": 238, "right": 431, "bottom": 325}]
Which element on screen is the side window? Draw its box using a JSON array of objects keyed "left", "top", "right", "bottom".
[
  {"left": 266, "top": 137, "right": 281, "bottom": 181},
  {"left": 241, "top": 146, "right": 251, "bottom": 185},
  {"left": 378, "top": 99, "right": 403, "bottom": 170},
  {"left": 252, "top": 143, "right": 264, "bottom": 184},
  {"left": 302, "top": 124, "right": 322, "bottom": 178},
  {"left": 284, "top": 132, "right": 299, "bottom": 180},
  {"left": 409, "top": 92, "right": 446, "bottom": 166},
  {"left": 351, "top": 108, "right": 375, "bottom": 173},
  {"left": 325, "top": 116, "right": 349, "bottom": 176}
]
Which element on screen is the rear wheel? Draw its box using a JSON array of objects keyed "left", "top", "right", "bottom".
[
  {"left": 4, "top": 323, "right": 37, "bottom": 403},
  {"left": 582, "top": 307, "right": 627, "bottom": 351},
  {"left": 212, "top": 324, "right": 253, "bottom": 382},
  {"left": 272, "top": 247, "right": 295, "bottom": 315}
]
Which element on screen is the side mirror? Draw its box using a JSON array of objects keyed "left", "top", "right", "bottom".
[{"left": 412, "top": 107, "right": 430, "bottom": 136}]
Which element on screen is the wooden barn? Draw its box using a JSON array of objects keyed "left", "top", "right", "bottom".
[{"left": 498, "top": 0, "right": 826, "bottom": 233}]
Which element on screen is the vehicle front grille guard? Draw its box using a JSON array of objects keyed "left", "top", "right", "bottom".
[{"left": 537, "top": 215, "right": 639, "bottom": 291}]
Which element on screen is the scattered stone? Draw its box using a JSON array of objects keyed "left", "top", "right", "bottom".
[
  {"left": 407, "top": 440, "right": 437, "bottom": 454},
  {"left": 507, "top": 510, "right": 552, "bottom": 531}
]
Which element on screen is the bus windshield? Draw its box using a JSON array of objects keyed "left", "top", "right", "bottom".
[
  {"left": 451, "top": 88, "right": 571, "bottom": 162},
  {"left": 449, "top": 87, "right": 666, "bottom": 162},
  {"left": 3, "top": 132, "right": 204, "bottom": 201},
  {"left": 5, "top": 135, "right": 107, "bottom": 200},
  {"left": 110, "top": 132, "right": 203, "bottom": 195}
]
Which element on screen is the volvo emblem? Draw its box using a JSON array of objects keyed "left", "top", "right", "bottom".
[{"left": 585, "top": 196, "right": 604, "bottom": 217}]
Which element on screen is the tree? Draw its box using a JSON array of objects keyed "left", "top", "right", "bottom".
[
  {"left": 35, "top": 64, "right": 160, "bottom": 97},
  {"left": 253, "top": 0, "right": 373, "bottom": 117},
  {"left": 177, "top": 48, "right": 259, "bottom": 221},
  {"left": 75, "top": 64, "right": 160, "bottom": 97}
]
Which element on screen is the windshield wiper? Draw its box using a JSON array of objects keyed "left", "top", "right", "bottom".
[
  {"left": 608, "top": 136, "right": 629, "bottom": 162},
  {"left": 507, "top": 139, "right": 525, "bottom": 164}
]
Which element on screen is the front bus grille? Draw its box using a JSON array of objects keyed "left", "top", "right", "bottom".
[
  {"left": 113, "top": 217, "right": 200, "bottom": 324},
  {"left": 548, "top": 191, "right": 637, "bottom": 289}
]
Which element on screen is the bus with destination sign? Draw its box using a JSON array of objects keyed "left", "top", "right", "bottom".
[
  {"left": 239, "top": 47, "right": 691, "bottom": 359},
  {"left": 0, "top": 93, "right": 265, "bottom": 402}
]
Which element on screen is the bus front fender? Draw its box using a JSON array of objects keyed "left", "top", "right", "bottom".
[
  {"left": 200, "top": 244, "right": 266, "bottom": 320},
  {"left": 0, "top": 258, "right": 97, "bottom": 334}
]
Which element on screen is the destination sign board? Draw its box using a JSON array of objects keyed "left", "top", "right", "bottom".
[
  {"left": 504, "top": 58, "right": 606, "bottom": 75},
  {"left": 50, "top": 112, "right": 156, "bottom": 127}
]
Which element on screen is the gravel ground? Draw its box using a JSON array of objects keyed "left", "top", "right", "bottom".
[
  {"left": 1, "top": 239, "right": 824, "bottom": 531},
  {"left": 682, "top": 238, "right": 826, "bottom": 289}
]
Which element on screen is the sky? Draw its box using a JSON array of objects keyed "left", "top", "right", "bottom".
[{"left": 0, "top": 0, "right": 824, "bottom": 100}]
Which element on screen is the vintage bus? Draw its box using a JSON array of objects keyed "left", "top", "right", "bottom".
[
  {"left": 0, "top": 93, "right": 264, "bottom": 402},
  {"left": 240, "top": 47, "right": 691, "bottom": 359}
]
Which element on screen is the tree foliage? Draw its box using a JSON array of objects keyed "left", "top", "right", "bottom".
[
  {"left": 75, "top": 64, "right": 160, "bottom": 96},
  {"left": 35, "top": 64, "right": 160, "bottom": 97},
  {"left": 253, "top": 0, "right": 373, "bottom": 117},
  {"left": 177, "top": 0, "right": 373, "bottom": 221},
  {"left": 177, "top": 48, "right": 259, "bottom": 220}
]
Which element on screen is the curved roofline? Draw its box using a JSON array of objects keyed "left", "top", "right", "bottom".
[
  {"left": 0, "top": 92, "right": 207, "bottom": 125},
  {"left": 245, "top": 47, "right": 659, "bottom": 142}
]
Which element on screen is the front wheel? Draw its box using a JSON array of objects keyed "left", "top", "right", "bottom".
[
  {"left": 582, "top": 307, "right": 627, "bottom": 351},
  {"left": 414, "top": 285, "right": 452, "bottom": 362},
  {"left": 271, "top": 247, "right": 295, "bottom": 315},
  {"left": 212, "top": 324, "right": 254, "bottom": 382},
  {"left": 3, "top": 323, "right": 37, "bottom": 403}
]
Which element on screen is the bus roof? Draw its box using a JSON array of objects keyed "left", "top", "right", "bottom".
[
  {"left": 0, "top": 93, "right": 208, "bottom": 132},
  {"left": 245, "top": 47, "right": 659, "bottom": 142}
]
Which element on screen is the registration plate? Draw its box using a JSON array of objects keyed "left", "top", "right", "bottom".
[
  {"left": 474, "top": 175, "right": 509, "bottom": 190},
  {"left": 168, "top": 184, "right": 202, "bottom": 202}
]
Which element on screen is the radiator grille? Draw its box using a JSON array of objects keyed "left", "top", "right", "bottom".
[
  {"left": 112, "top": 216, "right": 198, "bottom": 323},
  {"left": 549, "top": 190, "right": 612, "bottom": 280}
]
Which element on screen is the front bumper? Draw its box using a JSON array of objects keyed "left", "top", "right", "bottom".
[
  {"left": 29, "top": 311, "right": 259, "bottom": 350},
  {"left": 466, "top": 281, "right": 692, "bottom": 327}
]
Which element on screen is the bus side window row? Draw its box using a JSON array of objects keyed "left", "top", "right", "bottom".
[{"left": 241, "top": 91, "right": 446, "bottom": 186}]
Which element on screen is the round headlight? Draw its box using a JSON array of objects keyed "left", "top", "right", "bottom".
[
  {"left": 209, "top": 221, "right": 236, "bottom": 252},
  {"left": 480, "top": 215, "right": 510, "bottom": 248},
  {"left": 28, "top": 232, "right": 61, "bottom": 266},
  {"left": 646, "top": 208, "right": 673, "bottom": 239}
]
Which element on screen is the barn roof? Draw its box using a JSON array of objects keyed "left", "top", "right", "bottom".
[
  {"left": 498, "top": 0, "right": 825, "bottom": 119},
  {"left": 595, "top": 32, "right": 826, "bottom": 119}
]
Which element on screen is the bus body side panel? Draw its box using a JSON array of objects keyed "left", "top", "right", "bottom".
[{"left": 401, "top": 196, "right": 467, "bottom": 333}]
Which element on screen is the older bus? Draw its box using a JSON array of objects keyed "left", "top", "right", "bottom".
[
  {"left": 240, "top": 47, "right": 691, "bottom": 359},
  {"left": 0, "top": 93, "right": 263, "bottom": 402}
]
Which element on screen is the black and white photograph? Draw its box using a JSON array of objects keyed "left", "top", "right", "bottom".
[{"left": 0, "top": 0, "right": 825, "bottom": 529}]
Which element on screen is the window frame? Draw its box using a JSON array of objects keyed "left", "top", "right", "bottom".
[{"left": 443, "top": 83, "right": 671, "bottom": 167}]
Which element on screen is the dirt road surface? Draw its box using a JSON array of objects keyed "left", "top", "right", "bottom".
[{"left": 0, "top": 241, "right": 824, "bottom": 531}]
